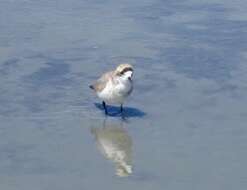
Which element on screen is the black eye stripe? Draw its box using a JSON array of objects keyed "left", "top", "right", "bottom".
[{"left": 120, "top": 67, "right": 133, "bottom": 75}]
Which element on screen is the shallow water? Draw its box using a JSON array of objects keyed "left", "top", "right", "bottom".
[{"left": 1, "top": 0, "right": 247, "bottom": 189}]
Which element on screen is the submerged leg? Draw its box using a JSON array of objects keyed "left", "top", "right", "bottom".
[{"left": 102, "top": 101, "right": 108, "bottom": 115}]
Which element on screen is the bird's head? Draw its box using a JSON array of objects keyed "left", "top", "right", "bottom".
[{"left": 115, "top": 64, "right": 134, "bottom": 82}]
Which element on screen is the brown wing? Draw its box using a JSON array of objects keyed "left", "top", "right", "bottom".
[{"left": 90, "top": 71, "right": 114, "bottom": 92}]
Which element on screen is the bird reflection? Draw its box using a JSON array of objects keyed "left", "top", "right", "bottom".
[{"left": 91, "top": 118, "right": 133, "bottom": 177}]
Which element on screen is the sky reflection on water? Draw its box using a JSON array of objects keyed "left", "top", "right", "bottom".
[{"left": 0, "top": 0, "right": 247, "bottom": 189}]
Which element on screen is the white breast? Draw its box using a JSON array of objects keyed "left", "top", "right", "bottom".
[{"left": 97, "top": 80, "right": 132, "bottom": 104}]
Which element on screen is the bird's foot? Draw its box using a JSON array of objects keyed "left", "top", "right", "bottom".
[
  {"left": 102, "top": 101, "right": 108, "bottom": 115},
  {"left": 120, "top": 104, "right": 123, "bottom": 113}
]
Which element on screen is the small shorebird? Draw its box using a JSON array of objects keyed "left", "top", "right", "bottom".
[{"left": 89, "top": 64, "right": 134, "bottom": 114}]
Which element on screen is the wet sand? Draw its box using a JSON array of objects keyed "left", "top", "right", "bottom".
[{"left": 1, "top": 0, "right": 247, "bottom": 189}]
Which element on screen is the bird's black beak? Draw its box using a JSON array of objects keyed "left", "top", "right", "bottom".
[{"left": 128, "top": 77, "right": 132, "bottom": 81}]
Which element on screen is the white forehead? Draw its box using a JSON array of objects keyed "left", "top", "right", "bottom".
[
  {"left": 123, "top": 70, "right": 133, "bottom": 76},
  {"left": 123, "top": 71, "right": 133, "bottom": 77}
]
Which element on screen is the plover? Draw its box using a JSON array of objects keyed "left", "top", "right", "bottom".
[{"left": 89, "top": 64, "right": 134, "bottom": 114}]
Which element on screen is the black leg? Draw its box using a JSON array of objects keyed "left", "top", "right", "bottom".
[
  {"left": 102, "top": 101, "right": 108, "bottom": 115},
  {"left": 120, "top": 104, "right": 123, "bottom": 113}
]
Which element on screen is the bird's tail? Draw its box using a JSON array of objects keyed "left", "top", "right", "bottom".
[{"left": 89, "top": 85, "right": 94, "bottom": 90}]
